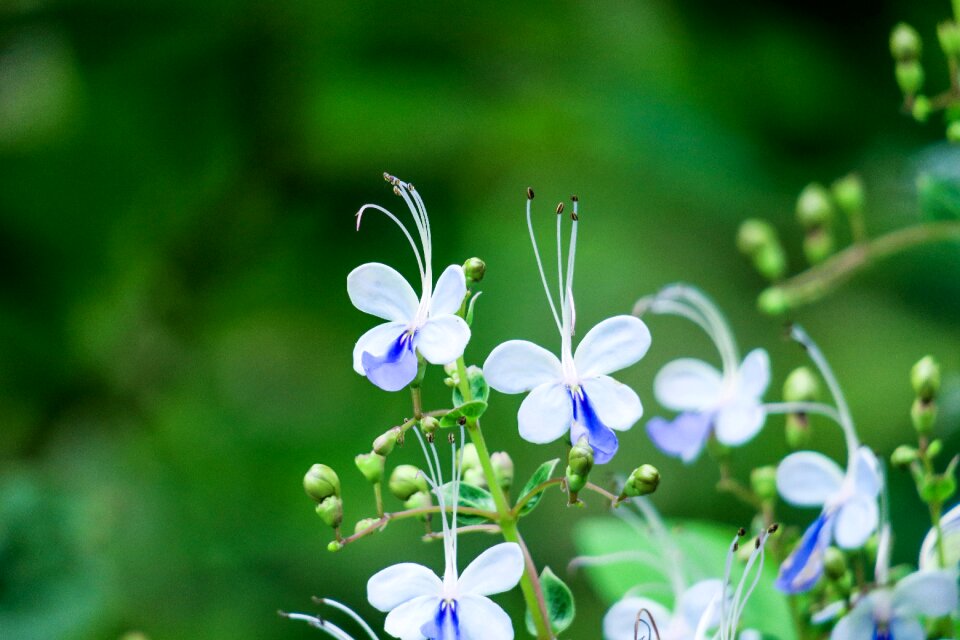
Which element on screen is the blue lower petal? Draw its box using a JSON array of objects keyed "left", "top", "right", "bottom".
[
  {"left": 421, "top": 600, "right": 460, "bottom": 640},
  {"left": 361, "top": 330, "right": 418, "bottom": 392},
  {"left": 776, "top": 512, "right": 834, "bottom": 594},
  {"left": 572, "top": 390, "right": 619, "bottom": 465},
  {"left": 873, "top": 626, "right": 892, "bottom": 640},
  {"left": 646, "top": 412, "right": 712, "bottom": 464}
]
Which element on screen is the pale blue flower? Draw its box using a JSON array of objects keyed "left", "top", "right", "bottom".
[{"left": 349, "top": 176, "right": 470, "bottom": 392}]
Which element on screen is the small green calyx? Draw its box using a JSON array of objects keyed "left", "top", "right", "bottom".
[
  {"left": 758, "top": 287, "right": 790, "bottom": 316},
  {"left": 785, "top": 414, "right": 811, "bottom": 450},
  {"left": 354, "top": 517, "right": 381, "bottom": 535},
  {"left": 491, "top": 451, "right": 514, "bottom": 491},
  {"left": 938, "top": 21, "right": 960, "bottom": 58},
  {"left": 823, "top": 547, "right": 848, "bottom": 580},
  {"left": 911, "top": 355, "right": 941, "bottom": 401},
  {"left": 911, "top": 397, "right": 937, "bottom": 435},
  {"left": 803, "top": 228, "right": 834, "bottom": 265},
  {"left": 420, "top": 416, "right": 440, "bottom": 439},
  {"left": 890, "top": 22, "right": 922, "bottom": 61},
  {"left": 736, "top": 219, "right": 786, "bottom": 281},
  {"left": 315, "top": 495, "right": 343, "bottom": 528},
  {"left": 355, "top": 452, "right": 385, "bottom": 484},
  {"left": 891, "top": 445, "right": 919, "bottom": 468},
  {"left": 388, "top": 464, "right": 429, "bottom": 501},
  {"left": 750, "top": 466, "right": 777, "bottom": 502},
  {"left": 463, "top": 257, "right": 486, "bottom": 284},
  {"left": 895, "top": 60, "right": 924, "bottom": 95},
  {"left": 621, "top": 464, "right": 660, "bottom": 499},
  {"left": 796, "top": 183, "right": 835, "bottom": 229},
  {"left": 831, "top": 173, "right": 865, "bottom": 216},
  {"left": 327, "top": 540, "right": 342, "bottom": 552},
  {"left": 373, "top": 426, "right": 402, "bottom": 456},
  {"left": 912, "top": 95, "right": 932, "bottom": 123},
  {"left": 784, "top": 366, "right": 820, "bottom": 402},
  {"left": 304, "top": 464, "right": 341, "bottom": 503}
]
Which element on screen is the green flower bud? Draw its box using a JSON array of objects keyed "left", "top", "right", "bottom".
[
  {"left": 463, "top": 257, "right": 486, "bottom": 284},
  {"left": 315, "top": 495, "right": 343, "bottom": 528},
  {"left": 622, "top": 464, "right": 661, "bottom": 498},
  {"left": 911, "top": 397, "right": 937, "bottom": 435},
  {"left": 354, "top": 517, "right": 381, "bottom": 535},
  {"left": 895, "top": 60, "right": 924, "bottom": 95},
  {"left": 355, "top": 452, "right": 385, "bottom": 484},
  {"left": 823, "top": 547, "right": 847, "bottom": 580},
  {"left": 786, "top": 414, "right": 811, "bottom": 450},
  {"left": 463, "top": 468, "right": 487, "bottom": 487},
  {"left": 388, "top": 464, "right": 429, "bottom": 501},
  {"left": 927, "top": 439, "right": 943, "bottom": 459},
  {"left": 566, "top": 469, "right": 587, "bottom": 494},
  {"left": 796, "top": 183, "right": 834, "bottom": 229},
  {"left": 912, "top": 95, "right": 932, "bottom": 123},
  {"left": 784, "top": 366, "right": 820, "bottom": 402},
  {"left": 304, "top": 464, "right": 340, "bottom": 502},
  {"left": 938, "top": 21, "right": 960, "bottom": 58},
  {"left": 568, "top": 437, "right": 594, "bottom": 477},
  {"left": 373, "top": 427, "right": 401, "bottom": 456},
  {"left": 803, "top": 228, "right": 834, "bottom": 265},
  {"left": 420, "top": 416, "right": 440, "bottom": 438},
  {"left": 490, "top": 451, "right": 514, "bottom": 491},
  {"left": 891, "top": 445, "right": 919, "bottom": 469},
  {"left": 736, "top": 218, "right": 776, "bottom": 255},
  {"left": 831, "top": 174, "right": 865, "bottom": 216},
  {"left": 948, "top": 121, "right": 960, "bottom": 144},
  {"left": 403, "top": 490, "right": 433, "bottom": 521},
  {"left": 911, "top": 355, "right": 941, "bottom": 401},
  {"left": 758, "top": 287, "right": 790, "bottom": 316},
  {"left": 460, "top": 443, "right": 481, "bottom": 470},
  {"left": 327, "top": 540, "right": 342, "bottom": 552},
  {"left": 750, "top": 466, "right": 778, "bottom": 502},
  {"left": 890, "top": 22, "right": 922, "bottom": 61},
  {"left": 754, "top": 245, "right": 788, "bottom": 282}
]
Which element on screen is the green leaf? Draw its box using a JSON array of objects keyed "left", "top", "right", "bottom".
[
  {"left": 524, "top": 566, "right": 575, "bottom": 636},
  {"left": 918, "top": 171, "right": 960, "bottom": 221},
  {"left": 573, "top": 517, "right": 796, "bottom": 640},
  {"left": 517, "top": 458, "right": 560, "bottom": 516},
  {"left": 435, "top": 482, "right": 496, "bottom": 525},
  {"left": 439, "top": 400, "right": 488, "bottom": 429},
  {"left": 452, "top": 366, "right": 490, "bottom": 406}
]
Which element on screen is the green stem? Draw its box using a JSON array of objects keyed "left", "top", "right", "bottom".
[
  {"left": 374, "top": 482, "right": 384, "bottom": 518},
  {"left": 954, "top": 0, "right": 960, "bottom": 24},
  {"left": 454, "top": 357, "right": 553, "bottom": 640},
  {"left": 338, "top": 504, "right": 499, "bottom": 547},
  {"left": 511, "top": 477, "right": 618, "bottom": 516},
  {"left": 769, "top": 221, "right": 960, "bottom": 311}
]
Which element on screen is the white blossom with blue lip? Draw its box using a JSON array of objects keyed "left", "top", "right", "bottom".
[
  {"left": 349, "top": 175, "right": 470, "bottom": 392},
  {"left": 636, "top": 285, "right": 770, "bottom": 464},
  {"left": 483, "top": 194, "right": 651, "bottom": 464},
  {"left": 366, "top": 428, "right": 523, "bottom": 640}
]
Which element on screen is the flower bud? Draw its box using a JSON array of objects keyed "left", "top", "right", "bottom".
[
  {"left": 304, "top": 464, "right": 340, "bottom": 503},
  {"left": 566, "top": 469, "right": 587, "bottom": 494},
  {"left": 463, "top": 467, "right": 486, "bottom": 487},
  {"left": 758, "top": 287, "right": 789, "bottom": 316},
  {"left": 463, "top": 257, "right": 486, "bottom": 284},
  {"left": 750, "top": 466, "right": 777, "bottom": 502},
  {"left": 911, "top": 355, "right": 941, "bottom": 401},
  {"left": 912, "top": 95, "right": 932, "bottom": 123},
  {"left": 737, "top": 220, "right": 787, "bottom": 280},
  {"left": 938, "top": 21, "right": 960, "bottom": 58},
  {"left": 315, "top": 495, "right": 343, "bottom": 528},
  {"left": 890, "top": 22, "right": 922, "bottom": 61},
  {"left": 796, "top": 183, "right": 834, "bottom": 229},
  {"left": 568, "top": 437, "right": 594, "bottom": 477},
  {"left": 373, "top": 427, "right": 401, "bottom": 456},
  {"left": 785, "top": 414, "right": 811, "bottom": 450},
  {"left": 355, "top": 452, "right": 385, "bottom": 484},
  {"left": 891, "top": 445, "right": 919, "bottom": 468},
  {"left": 895, "top": 60, "right": 924, "bottom": 95},
  {"left": 388, "top": 464, "right": 429, "bottom": 501},
  {"left": 621, "top": 464, "right": 660, "bottom": 498},
  {"left": 460, "top": 443, "right": 481, "bottom": 470},
  {"left": 403, "top": 490, "right": 433, "bottom": 521},
  {"left": 784, "top": 366, "right": 820, "bottom": 402},
  {"left": 354, "top": 517, "right": 381, "bottom": 535},
  {"left": 824, "top": 547, "right": 847, "bottom": 580},
  {"left": 420, "top": 416, "right": 440, "bottom": 439},
  {"left": 327, "top": 540, "right": 342, "bottom": 552},
  {"left": 831, "top": 174, "right": 865, "bottom": 216},
  {"left": 803, "top": 228, "right": 834, "bottom": 265},
  {"left": 948, "top": 120, "right": 960, "bottom": 144},
  {"left": 927, "top": 439, "right": 944, "bottom": 459},
  {"left": 911, "top": 397, "right": 937, "bottom": 435},
  {"left": 491, "top": 451, "right": 514, "bottom": 491}
]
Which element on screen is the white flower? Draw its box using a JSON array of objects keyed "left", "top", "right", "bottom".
[
  {"left": 483, "top": 193, "right": 651, "bottom": 464},
  {"left": 831, "top": 570, "right": 959, "bottom": 640},
  {"left": 367, "top": 427, "right": 523, "bottom": 639},
  {"left": 349, "top": 175, "right": 470, "bottom": 392},
  {"left": 775, "top": 446, "right": 882, "bottom": 593},
  {"left": 603, "top": 580, "right": 722, "bottom": 640}
]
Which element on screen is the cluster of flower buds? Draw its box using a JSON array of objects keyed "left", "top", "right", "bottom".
[
  {"left": 783, "top": 366, "right": 820, "bottom": 449},
  {"left": 388, "top": 463, "right": 433, "bottom": 522},
  {"left": 565, "top": 437, "right": 594, "bottom": 504},
  {"left": 304, "top": 464, "right": 343, "bottom": 534}
]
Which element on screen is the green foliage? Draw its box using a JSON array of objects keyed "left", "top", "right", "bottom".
[
  {"left": 918, "top": 171, "right": 960, "bottom": 221},
  {"left": 452, "top": 367, "right": 490, "bottom": 406},
  {"left": 517, "top": 458, "right": 560, "bottom": 516},
  {"left": 524, "top": 567, "right": 575, "bottom": 636},
  {"left": 435, "top": 482, "right": 496, "bottom": 525},
  {"left": 439, "top": 400, "right": 488, "bottom": 428}
]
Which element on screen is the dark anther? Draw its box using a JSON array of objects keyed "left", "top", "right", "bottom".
[
  {"left": 733, "top": 542, "right": 740, "bottom": 552},
  {"left": 738, "top": 527, "right": 746, "bottom": 537},
  {"left": 527, "top": 187, "right": 535, "bottom": 200},
  {"left": 448, "top": 432, "right": 455, "bottom": 445},
  {"left": 426, "top": 433, "right": 435, "bottom": 443},
  {"left": 571, "top": 194, "right": 579, "bottom": 202},
  {"left": 457, "top": 416, "right": 467, "bottom": 426},
  {"left": 768, "top": 523, "right": 780, "bottom": 533},
  {"left": 556, "top": 202, "right": 564, "bottom": 215},
  {"left": 571, "top": 211, "right": 579, "bottom": 221}
]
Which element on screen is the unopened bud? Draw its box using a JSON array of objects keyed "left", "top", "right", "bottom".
[
  {"left": 373, "top": 427, "right": 401, "bottom": 456},
  {"left": 911, "top": 397, "right": 937, "bottom": 435},
  {"left": 463, "top": 257, "right": 486, "bottom": 284},
  {"left": 784, "top": 366, "right": 819, "bottom": 402},
  {"left": 420, "top": 416, "right": 440, "bottom": 438},
  {"left": 568, "top": 437, "right": 594, "bottom": 477},
  {"left": 938, "top": 21, "right": 960, "bottom": 58},
  {"left": 491, "top": 451, "right": 514, "bottom": 491},
  {"left": 796, "top": 183, "right": 834, "bottom": 229},
  {"left": 315, "top": 495, "right": 343, "bottom": 528},
  {"left": 355, "top": 452, "right": 385, "bottom": 484},
  {"left": 891, "top": 445, "right": 919, "bottom": 469},
  {"left": 912, "top": 95, "right": 932, "bottom": 123},
  {"left": 911, "top": 356, "right": 941, "bottom": 401},
  {"left": 895, "top": 60, "right": 924, "bottom": 95},
  {"left": 403, "top": 490, "right": 433, "bottom": 521},
  {"left": 389, "top": 465, "right": 429, "bottom": 501},
  {"left": 831, "top": 174, "right": 865, "bottom": 216},
  {"left": 754, "top": 245, "right": 788, "bottom": 281},
  {"left": 890, "top": 22, "right": 922, "bottom": 61},
  {"left": 750, "top": 466, "right": 777, "bottom": 502},
  {"left": 786, "top": 414, "right": 811, "bottom": 450},
  {"left": 803, "top": 228, "right": 834, "bottom": 264},
  {"left": 304, "top": 464, "right": 340, "bottom": 502},
  {"left": 622, "top": 464, "right": 660, "bottom": 498},
  {"left": 928, "top": 439, "right": 944, "bottom": 459},
  {"left": 566, "top": 470, "right": 587, "bottom": 494},
  {"left": 354, "top": 517, "right": 381, "bottom": 535},
  {"left": 824, "top": 547, "right": 847, "bottom": 581},
  {"left": 737, "top": 220, "right": 787, "bottom": 280},
  {"left": 758, "top": 287, "right": 790, "bottom": 316},
  {"left": 948, "top": 120, "right": 960, "bottom": 144},
  {"left": 327, "top": 540, "right": 342, "bottom": 552},
  {"left": 460, "top": 443, "right": 481, "bottom": 470}
]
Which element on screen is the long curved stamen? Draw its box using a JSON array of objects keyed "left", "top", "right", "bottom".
[
  {"left": 355, "top": 203, "right": 426, "bottom": 282},
  {"left": 526, "top": 191, "right": 562, "bottom": 332},
  {"left": 555, "top": 202, "right": 566, "bottom": 312},
  {"left": 567, "top": 549, "right": 668, "bottom": 573},
  {"left": 719, "top": 529, "right": 743, "bottom": 638},
  {"left": 391, "top": 180, "right": 432, "bottom": 293},
  {"left": 279, "top": 611, "right": 355, "bottom": 640},
  {"left": 407, "top": 184, "right": 434, "bottom": 281},
  {"left": 311, "top": 599, "right": 380, "bottom": 640},
  {"left": 565, "top": 198, "right": 579, "bottom": 310},
  {"left": 875, "top": 464, "right": 892, "bottom": 585}
]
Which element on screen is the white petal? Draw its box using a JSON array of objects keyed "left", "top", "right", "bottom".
[
  {"left": 348, "top": 263, "right": 419, "bottom": 323},
  {"left": 737, "top": 348, "right": 770, "bottom": 399},
  {"left": 458, "top": 595, "right": 514, "bottom": 640},
  {"left": 383, "top": 595, "right": 441, "bottom": 640},
  {"left": 713, "top": 399, "right": 766, "bottom": 446},
  {"left": 830, "top": 598, "right": 876, "bottom": 640},
  {"left": 677, "top": 579, "right": 723, "bottom": 631},
  {"left": 518, "top": 383, "right": 573, "bottom": 444},
  {"left": 892, "top": 570, "right": 959, "bottom": 618},
  {"left": 457, "top": 542, "right": 524, "bottom": 597},
  {"left": 603, "top": 597, "right": 670, "bottom": 640},
  {"left": 581, "top": 376, "right": 643, "bottom": 431},
  {"left": 483, "top": 340, "right": 562, "bottom": 394},
  {"left": 353, "top": 322, "right": 408, "bottom": 375},
  {"left": 920, "top": 503, "right": 960, "bottom": 570},
  {"left": 889, "top": 618, "right": 926, "bottom": 640},
  {"left": 430, "top": 264, "right": 467, "bottom": 317},
  {"left": 574, "top": 315, "right": 652, "bottom": 378},
  {"left": 834, "top": 494, "right": 879, "bottom": 549},
  {"left": 415, "top": 315, "right": 470, "bottom": 365},
  {"left": 776, "top": 452, "right": 844, "bottom": 507},
  {"left": 653, "top": 358, "right": 723, "bottom": 412},
  {"left": 853, "top": 446, "right": 882, "bottom": 498},
  {"left": 367, "top": 562, "right": 441, "bottom": 612}
]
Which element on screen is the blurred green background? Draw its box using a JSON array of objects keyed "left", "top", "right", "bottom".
[{"left": 1, "top": 0, "right": 959, "bottom": 638}]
